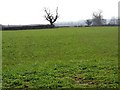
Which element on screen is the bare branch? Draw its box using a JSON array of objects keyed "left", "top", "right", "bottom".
[
  {"left": 44, "top": 15, "right": 50, "bottom": 21},
  {"left": 56, "top": 7, "right": 58, "bottom": 15}
]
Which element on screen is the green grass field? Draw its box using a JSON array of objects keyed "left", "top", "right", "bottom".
[{"left": 2, "top": 27, "right": 118, "bottom": 89}]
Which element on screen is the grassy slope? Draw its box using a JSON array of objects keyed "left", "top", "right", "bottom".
[{"left": 2, "top": 27, "right": 118, "bottom": 88}]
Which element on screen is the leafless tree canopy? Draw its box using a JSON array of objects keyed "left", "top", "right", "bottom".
[
  {"left": 44, "top": 7, "right": 58, "bottom": 26},
  {"left": 92, "top": 10, "right": 105, "bottom": 26}
]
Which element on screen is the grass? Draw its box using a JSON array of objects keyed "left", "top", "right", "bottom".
[{"left": 2, "top": 27, "right": 118, "bottom": 89}]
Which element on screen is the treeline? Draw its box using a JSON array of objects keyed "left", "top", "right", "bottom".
[
  {"left": 2, "top": 24, "right": 54, "bottom": 30},
  {"left": 85, "top": 18, "right": 120, "bottom": 27},
  {"left": 84, "top": 10, "right": 120, "bottom": 27}
]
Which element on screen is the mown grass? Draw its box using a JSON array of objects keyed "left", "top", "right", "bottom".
[{"left": 2, "top": 27, "right": 118, "bottom": 89}]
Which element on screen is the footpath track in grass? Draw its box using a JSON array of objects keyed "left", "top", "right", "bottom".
[{"left": 2, "top": 27, "right": 118, "bottom": 88}]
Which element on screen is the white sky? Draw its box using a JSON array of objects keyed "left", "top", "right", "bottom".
[{"left": 0, "top": 0, "right": 119, "bottom": 25}]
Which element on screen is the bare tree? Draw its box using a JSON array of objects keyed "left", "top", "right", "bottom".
[
  {"left": 92, "top": 10, "right": 105, "bottom": 26},
  {"left": 85, "top": 19, "right": 92, "bottom": 26},
  {"left": 108, "top": 17, "right": 117, "bottom": 25},
  {"left": 44, "top": 7, "right": 58, "bottom": 26}
]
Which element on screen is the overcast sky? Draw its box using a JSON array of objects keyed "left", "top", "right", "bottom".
[{"left": 0, "top": 0, "right": 119, "bottom": 25}]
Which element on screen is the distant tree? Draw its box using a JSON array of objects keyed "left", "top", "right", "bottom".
[
  {"left": 85, "top": 19, "right": 92, "bottom": 26},
  {"left": 102, "top": 19, "right": 107, "bottom": 25},
  {"left": 108, "top": 17, "right": 117, "bottom": 25},
  {"left": 44, "top": 7, "right": 58, "bottom": 26},
  {"left": 92, "top": 10, "right": 105, "bottom": 26}
]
